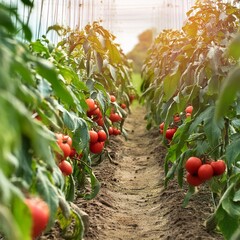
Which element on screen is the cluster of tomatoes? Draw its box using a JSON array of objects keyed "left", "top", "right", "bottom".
[
  {"left": 159, "top": 105, "right": 193, "bottom": 141},
  {"left": 185, "top": 156, "right": 226, "bottom": 186},
  {"left": 55, "top": 133, "right": 75, "bottom": 176},
  {"left": 86, "top": 98, "right": 104, "bottom": 127},
  {"left": 89, "top": 129, "right": 107, "bottom": 154},
  {"left": 108, "top": 94, "right": 123, "bottom": 135}
]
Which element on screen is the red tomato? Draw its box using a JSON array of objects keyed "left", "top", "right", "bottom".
[
  {"left": 186, "top": 113, "right": 191, "bottom": 117},
  {"left": 108, "top": 127, "right": 114, "bottom": 135},
  {"left": 186, "top": 173, "right": 203, "bottom": 186},
  {"left": 185, "top": 157, "right": 202, "bottom": 175},
  {"left": 58, "top": 160, "right": 73, "bottom": 176},
  {"left": 159, "top": 122, "right": 164, "bottom": 130},
  {"left": 90, "top": 141, "right": 104, "bottom": 154},
  {"left": 91, "top": 107, "right": 101, "bottom": 116},
  {"left": 113, "top": 128, "right": 121, "bottom": 135},
  {"left": 198, "top": 164, "right": 214, "bottom": 181},
  {"left": 109, "top": 113, "right": 122, "bottom": 122},
  {"left": 120, "top": 103, "right": 126, "bottom": 109},
  {"left": 25, "top": 197, "right": 50, "bottom": 239},
  {"left": 110, "top": 95, "right": 116, "bottom": 102},
  {"left": 129, "top": 94, "right": 135, "bottom": 103},
  {"left": 165, "top": 128, "right": 176, "bottom": 140},
  {"left": 89, "top": 130, "right": 98, "bottom": 143},
  {"left": 69, "top": 148, "right": 76, "bottom": 158},
  {"left": 185, "top": 105, "right": 193, "bottom": 114},
  {"left": 62, "top": 135, "right": 72, "bottom": 147},
  {"left": 96, "top": 117, "right": 104, "bottom": 126},
  {"left": 98, "top": 130, "right": 107, "bottom": 142},
  {"left": 86, "top": 98, "right": 97, "bottom": 112},
  {"left": 58, "top": 142, "right": 71, "bottom": 158},
  {"left": 174, "top": 115, "right": 181, "bottom": 123},
  {"left": 211, "top": 160, "right": 226, "bottom": 176}
]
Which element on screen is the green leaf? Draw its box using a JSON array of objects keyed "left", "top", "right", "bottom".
[
  {"left": 35, "top": 166, "right": 60, "bottom": 227},
  {"left": 30, "top": 41, "right": 50, "bottom": 58},
  {"left": 63, "top": 110, "right": 76, "bottom": 131},
  {"left": 203, "top": 106, "right": 224, "bottom": 147},
  {"left": 228, "top": 34, "right": 240, "bottom": 61},
  {"left": 65, "top": 174, "right": 75, "bottom": 202},
  {"left": 72, "top": 118, "right": 89, "bottom": 152},
  {"left": 215, "top": 67, "right": 240, "bottom": 122},
  {"left": 22, "top": 23, "right": 32, "bottom": 41},
  {"left": 226, "top": 138, "right": 240, "bottom": 165},
  {"left": 20, "top": 0, "right": 34, "bottom": 7},
  {"left": 165, "top": 162, "right": 178, "bottom": 186},
  {"left": 106, "top": 39, "right": 121, "bottom": 64},
  {"left": 83, "top": 165, "right": 100, "bottom": 200},
  {"left": 222, "top": 193, "right": 240, "bottom": 218},
  {"left": 217, "top": 206, "right": 239, "bottom": 240},
  {"left": 109, "top": 64, "right": 117, "bottom": 81},
  {"left": 35, "top": 58, "right": 75, "bottom": 107},
  {"left": 0, "top": 7, "right": 15, "bottom": 33},
  {"left": 163, "top": 69, "right": 181, "bottom": 101},
  {"left": 233, "top": 189, "right": 240, "bottom": 202},
  {"left": 182, "top": 186, "right": 196, "bottom": 208}
]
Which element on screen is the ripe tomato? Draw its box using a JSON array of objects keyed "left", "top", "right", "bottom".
[
  {"left": 96, "top": 117, "right": 104, "bottom": 126},
  {"left": 108, "top": 127, "right": 114, "bottom": 135},
  {"left": 185, "top": 105, "right": 193, "bottom": 114},
  {"left": 174, "top": 115, "right": 181, "bottom": 123},
  {"left": 62, "top": 135, "right": 72, "bottom": 147},
  {"left": 25, "top": 197, "right": 50, "bottom": 239},
  {"left": 110, "top": 95, "right": 116, "bottom": 102},
  {"left": 198, "top": 164, "right": 214, "bottom": 181},
  {"left": 113, "top": 128, "right": 121, "bottom": 135},
  {"left": 89, "top": 130, "right": 98, "bottom": 143},
  {"left": 86, "top": 98, "right": 97, "bottom": 112},
  {"left": 69, "top": 148, "right": 76, "bottom": 158},
  {"left": 165, "top": 128, "right": 176, "bottom": 140},
  {"left": 186, "top": 173, "right": 203, "bottom": 186},
  {"left": 129, "top": 94, "right": 135, "bottom": 103},
  {"left": 159, "top": 122, "right": 164, "bottom": 130},
  {"left": 120, "top": 103, "right": 126, "bottom": 109},
  {"left": 186, "top": 113, "right": 191, "bottom": 117},
  {"left": 211, "top": 160, "right": 226, "bottom": 176},
  {"left": 58, "top": 142, "right": 71, "bottom": 158},
  {"left": 185, "top": 157, "right": 202, "bottom": 175},
  {"left": 90, "top": 141, "right": 104, "bottom": 154},
  {"left": 98, "top": 130, "right": 107, "bottom": 142},
  {"left": 109, "top": 113, "right": 122, "bottom": 122},
  {"left": 58, "top": 160, "right": 73, "bottom": 176}
]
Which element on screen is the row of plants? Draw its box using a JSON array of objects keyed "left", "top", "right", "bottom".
[
  {"left": 0, "top": 1, "right": 136, "bottom": 239},
  {"left": 141, "top": 0, "right": 240, "bottom": 239}
]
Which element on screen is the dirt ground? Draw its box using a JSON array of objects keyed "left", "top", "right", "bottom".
[{"left": 78, "top": 105, "right": 223, "bottom": 240}]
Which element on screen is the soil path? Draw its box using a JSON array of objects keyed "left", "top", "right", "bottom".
[{"left": 81, "top": 105, "right": 223, "bottom": 240}]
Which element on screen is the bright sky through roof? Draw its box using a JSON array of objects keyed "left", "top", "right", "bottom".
[{"left": 111, "top": 0, "right": 194, "bottom": 53}]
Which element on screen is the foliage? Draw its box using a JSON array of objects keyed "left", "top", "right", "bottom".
[{"left": 141, "top": 0, "right": 240, "bottom": 238}]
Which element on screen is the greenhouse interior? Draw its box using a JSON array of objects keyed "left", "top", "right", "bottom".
[{"left": 1, "top": 0, "right": 240, "bottom": 240}]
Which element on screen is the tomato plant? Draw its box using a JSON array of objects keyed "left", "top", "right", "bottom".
[
  {"left": 141, "top": 0, "right": 240, "bottom": 238},
  {"left": 0, "top": 1, "right": 135, "bottom": 239}
]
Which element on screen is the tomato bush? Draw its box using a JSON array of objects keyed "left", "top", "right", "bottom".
[
  {"left": 141, "top": 0, "right": 240, "bottom": 238},
  {"left": 0, "top": 1, "right": 136, "bottom": 239}
]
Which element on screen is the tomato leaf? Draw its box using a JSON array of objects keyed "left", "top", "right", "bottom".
[
  {"left": 215, "top": 67, "right": 240, "bottom": 122},
  {"left": 226, "top": 138, "right": 240, "bottom": 166},
  {"left": 182, "top": 186, "right": 196, "bottom": 208},
  {"left": 83, "top": 165, "right": 100, "bottom": 200},
  {"left": 217, "top": 206, "right": 239, "bottom": 240}
]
